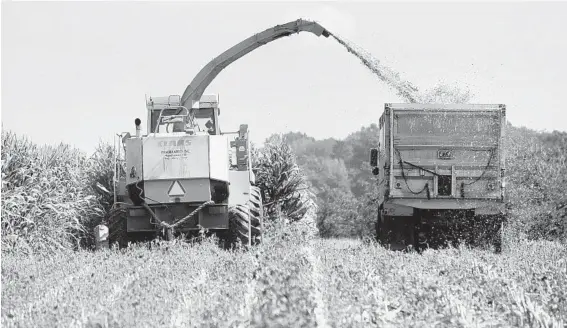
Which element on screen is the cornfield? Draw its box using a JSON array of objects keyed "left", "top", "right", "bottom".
[
  {"left": 2, "top": 222, "right": 566, "bottom": 327},
  {"left": 1, "top": 131, "right": 110, "bottom": 252},
  {"left": 2, "top": 129, "right": 567, "bottom": 327}
]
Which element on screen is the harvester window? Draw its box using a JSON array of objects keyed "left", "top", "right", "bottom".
[
  {"left": 151, "top": 108, "right": 185, "bottom": 133},
  {"left": 192, "top": 109, "right": 216, "bottom": 134},
  {"left": 149, "top": 107, "right": 217, "bottom": 134}
]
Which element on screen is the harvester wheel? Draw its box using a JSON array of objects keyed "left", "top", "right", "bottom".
[
  {"left": 493, "top": 233, "right": 502, "bottom": 254},
  {"left": 249, "top": 186, "right": 264, "bottom": 232},
  {"left": 375, "top": 208, "right": 383, "bottom": 244},
  {"left": 225, "top": 187, "right": 263, "bottom": 249},
  {"left": 107, "top": 209, "right": 128, "bottom": 249},
  {"left": 492, "top": 219, "right": 504, "bottom": 254}
]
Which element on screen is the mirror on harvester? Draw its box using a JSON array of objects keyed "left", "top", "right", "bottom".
[
  {"left": 372, "top": 167, "right": 379, "bottom": 176},
  {"left": 370, "top": 148, "right": 378, "bottom": 167}
]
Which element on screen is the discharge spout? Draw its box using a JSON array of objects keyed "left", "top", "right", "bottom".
[{"left": 180, "top": 19, "right": 330, "bottom": 109}]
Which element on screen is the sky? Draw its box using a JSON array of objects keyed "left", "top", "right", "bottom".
[{"left": 2, "top": 1, "right": 566, "bottom": 154}]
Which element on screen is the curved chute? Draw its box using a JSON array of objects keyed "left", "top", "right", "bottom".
[{"left": 180, "top": 19, "right": 330, "bottom": 109}]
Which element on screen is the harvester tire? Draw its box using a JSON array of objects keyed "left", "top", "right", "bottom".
[
  {"left": 493, "top": 233, "right": 502, "bottom": 254},
  {"left": 225, "top": 187, "right": 263, "bottom": 249},
  {"left": 375, "top": 208, "right": 383, "bottom": 244},
  {"left": 249, "top": 186, "right": 264, "bottom": 232},
  {"left": 492, "top": 219, "right": 504, "bottom": 254},
  {"left": 107, "top": 209, "right": 128, "bottom": 249}
]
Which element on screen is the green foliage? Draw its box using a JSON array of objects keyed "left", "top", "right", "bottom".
[
  {"left": 84, "top": 141, "right": 117, "bottom": 214},
  {"left": 505, "top": 125, "right": 567, "bottom": 241},
  {"left": 0, "top": 131, "right": 109, "bottom": 252},
  {"left": 1, "top": 237, "right": 256, "bottom": 327},
  {"left": 316, "top": 238, "right": 567, "bottom": 326},
  {"left": 1, "top": 130, "right": 121, "bottom": 252},
  {"left": 316, "top": 190, "right": 362, "bottom": 238},
  {"left": 335, "top": 124, "right": 380, "bottom": 197},
  {"left": 276, "top": 128, "right": 379, "bottom": 238},
  {"left": 252, "top": 134, "right": 316, "bottom": 224},
  {"left": 302, "top": 156, "right": 351, "bottom": 197},
  {"left": 2, "top": 233, "right": 566, "bottom": 326}
]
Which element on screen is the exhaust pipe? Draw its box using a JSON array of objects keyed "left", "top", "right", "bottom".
[{"left": 135, "top": 118, "right": 141, "bottom": 137}]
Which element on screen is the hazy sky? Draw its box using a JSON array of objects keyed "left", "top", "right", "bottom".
[{"left": 2, "top": 1, "right": 566, "bottom": 154}]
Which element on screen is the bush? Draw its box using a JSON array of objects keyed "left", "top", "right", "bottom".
[
  {"left": 252, "top": 135, "right": 317, "bottom": 227},
  {"left": 316, "top": 190, "right": 360, "bottom": 238}
]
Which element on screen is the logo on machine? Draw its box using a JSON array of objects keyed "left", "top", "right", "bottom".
[
  {"left": 438, "top": 149, "right": 453, "bottom": 160},
  {"left": 158, "top": 139, "right": 192, "bottom": 147}
]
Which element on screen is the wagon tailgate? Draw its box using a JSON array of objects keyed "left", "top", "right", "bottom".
[{"left": 390, "top": 108, "right": 504, "bottom": 200}]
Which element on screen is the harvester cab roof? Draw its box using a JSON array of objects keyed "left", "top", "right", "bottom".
[{"left": 146, "top": 94, "right": 220, "bottom": 136}]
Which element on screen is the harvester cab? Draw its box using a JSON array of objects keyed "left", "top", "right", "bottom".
[{"left": 146, "top": 95, "right": 219, "bottom": 136}]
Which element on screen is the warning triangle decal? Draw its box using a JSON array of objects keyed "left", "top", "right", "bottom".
[{"left": 168, "top": 180, "right": 186, "bottom": 197}]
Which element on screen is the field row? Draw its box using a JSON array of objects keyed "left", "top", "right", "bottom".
[{"left": 2, "top": 234, "right": 566, "bottom": 327}]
